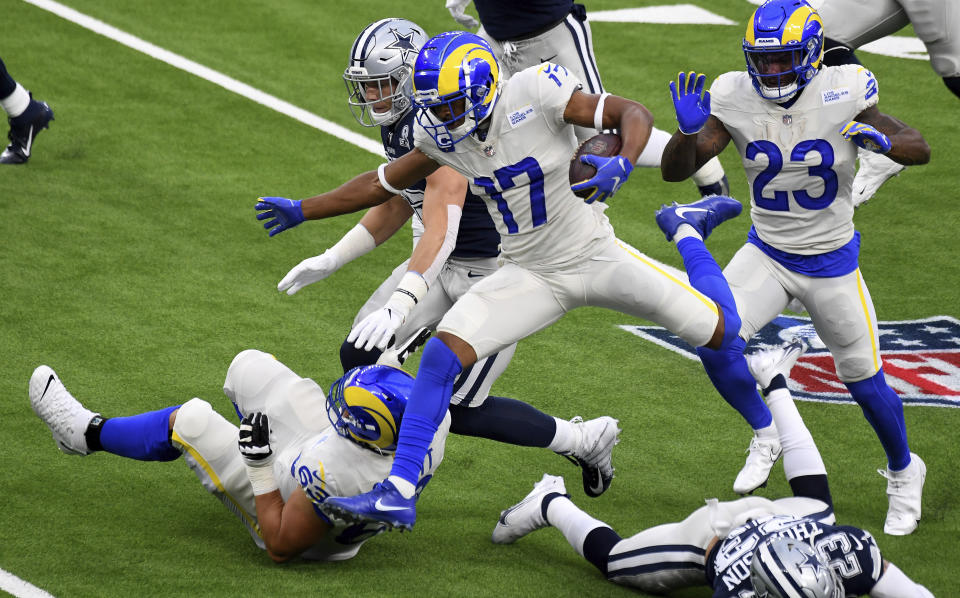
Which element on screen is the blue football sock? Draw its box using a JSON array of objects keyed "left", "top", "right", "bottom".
[
  {"left": 389, "top": 338, "right": 462, "bottom": 485},
  {"left": 846, "top": 368, "right": 910, "bottom": 470},
  {"left": 98, "top": 405, "right": 182, "bottom": 461},
  {"left": 676, "top": 237, "right": 741, "bottom": 349},
  {"left": 697, "top": 338, "right": 773, "bottom": 430},
  {"left": 449, "top": 396, "right": 557, "bottom": 447}
]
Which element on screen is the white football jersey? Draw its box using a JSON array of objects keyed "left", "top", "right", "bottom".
[
  {"left": 710, "top": 65, "right": 879, "bottom": 254},
  {"left": 274, "top": 414, "right": 449, "bottom": 560},
  {"left": 415, "top": 63, "right": 614, "bottom": 269}
]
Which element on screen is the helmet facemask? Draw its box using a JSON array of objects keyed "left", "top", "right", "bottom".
[
  {"left": 743, "top": 0, "right": 824, "bottom": 103},
  {"left": 344, "top": 18, "right": 426, "bottom": 127},
  {"left": 413, "top": 32, "right": 502, "bottom": 151},
  {"left": 344, "top": 65, "right": 413, "bottom": 127}
]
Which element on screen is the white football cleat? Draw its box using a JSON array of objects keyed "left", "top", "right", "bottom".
[
  {"left": 852, "top": 150, "right": 905, "bottom": 208},
  {"left": 29, "top": 365, "right": 97, "bottom": 455},
  {"left": 563, "top": 416, "right": 620, "bottom": 497},
  {"left": 746, "top": 338, "right": 809, "bottom": 390},
  {"left": 492, "top": 474, "right": 567, "bottom": 544},
  {"left": 733, "top": 432, "right": 782, "bottom": 495},
  {"left": 880, "top": 453, "right": 926, "bottom": 535}
]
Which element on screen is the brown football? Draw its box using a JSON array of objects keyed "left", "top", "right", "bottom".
[{"left": 569, "top": 132, "right": 623, "bottom": 198}]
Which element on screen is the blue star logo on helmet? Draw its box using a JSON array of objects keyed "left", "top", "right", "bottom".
[{"left": 386, "top": 28, "right": 419, "bottom": 64}]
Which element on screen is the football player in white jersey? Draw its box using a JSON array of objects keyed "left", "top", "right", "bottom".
[
  {"left": 817, "top": 0, "right": 959, "bottom": 206},
  {"left": 443, "top": 0, "right": 731, "bottom": 197},
  {"left": 27, "top": 351, "right": 449, "bottom": 562},
  {"left": 660, "top": 0, "right": 930, "bottom": 535},
  {"left": 304, "top": 30, "right": 750, "bottom": 531},
  {"left": 256, "top": 19, "right": 622, "bottom": 498},
  {"left": 491, "top": 342, "right": 935, "bottom": 597}
]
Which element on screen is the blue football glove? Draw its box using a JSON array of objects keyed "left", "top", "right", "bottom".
[
  {"left": 839, "top": 121, "right": 891, "bottom": 153},
  {"left": 570, "top": 154, "right": 634, "bottom": 204},
  {"left": 255, "top": 196, "right": 305, "bottom": 237},
  {"left": 669, "top": 71, "right": 711, "bottom": 135}
]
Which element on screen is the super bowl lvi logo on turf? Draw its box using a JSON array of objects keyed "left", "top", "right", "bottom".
[{"left": 621, "top": 315, "right": 960, "bottom": 408}]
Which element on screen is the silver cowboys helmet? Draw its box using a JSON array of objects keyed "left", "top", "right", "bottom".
[
  {"left": 750, "top": 536, "right": 843, "bottom": 598},
  {"left": 344, "top": 18, "right": 428, "bottom": 127}
]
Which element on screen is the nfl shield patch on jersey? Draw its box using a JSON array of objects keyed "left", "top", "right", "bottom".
[{"left": 621, "top": 315, "right": 960, "bottom": 407}]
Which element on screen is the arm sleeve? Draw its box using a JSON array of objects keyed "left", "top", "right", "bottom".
[{"left": 419, "top": 204, "right": 462, "bottom": 285}]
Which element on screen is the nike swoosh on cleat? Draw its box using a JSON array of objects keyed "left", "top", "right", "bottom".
[
  {"left": 41, "top": 374, "right": 55, "bottom": 400},
  {"left": 374, "top": 498, "right": 409, "bottom": 512},
  {"left": 675, "top": 207, "right": 708, "bottom": 218},
  {"left": 584, "top": 467, "right": 604, "bottom": 495},
  {"left": 23, "top": 125, "right": 34, "bottom": 157}
]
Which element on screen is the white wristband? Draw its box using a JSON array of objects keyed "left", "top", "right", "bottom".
[
  {"left": 593, "top": 92, "right": 611, "bottom": 131},
  {"left": 378, "top": 163, "right": 404, "bottom": 196},
  {"left": 245, "top": 464, "right": 279, "bottom": 496},
  {"left": 329, "top": 223, "right": 376, "bottom": 266},
  {"left": 387, "top": 271, "right": 429, "bottom": 318}
]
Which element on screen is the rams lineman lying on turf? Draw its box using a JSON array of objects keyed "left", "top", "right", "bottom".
[
  {"left": 492, "top": 342, "right": 935, "bottom": 597},
  {"left": 28, "top": 350, "right": 443, "bottom": 562}
]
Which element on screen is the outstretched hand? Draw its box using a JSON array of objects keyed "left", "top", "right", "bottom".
[
  {"left": 255, "top": 196, "right": 305, "bottom": 237},
  {"left": 669, "top": 71, "right": 711, "bottom": 135}
]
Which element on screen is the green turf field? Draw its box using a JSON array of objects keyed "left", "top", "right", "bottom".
[{"left": 3, "top": 0, "right": 958, "bottom": 596}]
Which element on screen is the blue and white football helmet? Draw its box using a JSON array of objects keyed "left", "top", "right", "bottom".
[
  {"left": 344, "top": 18, "right": 428, "bottom": 127},
  {"left": 743, "top": 0, "right": 824, "bottom": 103},
  {"left": 326, "top": 365, "right": 412, "bottom": 453},
  {"left": 412, "top": 31, "right": 502, "bottom": 151},
  {"left": 750, "top": 536, "right": 843, "bottom": 598}
]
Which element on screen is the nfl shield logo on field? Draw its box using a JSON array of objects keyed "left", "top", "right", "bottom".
[{"left": 620, "top": 315, "right": 960, "bottom": 408}]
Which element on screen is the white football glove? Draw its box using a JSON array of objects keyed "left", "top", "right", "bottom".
[
  {"left": 348, "top": 299, "right": 408, "bottom": 352},
  {"left": 277, "top": 250, "right": 340, "bottom": 295},
  {"left": 446, "top": 0, "right": 479, "bottom": 28}
]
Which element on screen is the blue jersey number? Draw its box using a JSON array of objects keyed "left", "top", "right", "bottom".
[
  {"left": 746, "top": 139, "right": 838, "bottom": 211},
  {"left": 541, "top": 63, "right": 568, "bottom": 87},
  {"left": 474, "top": 157, "right": 546, "bottom": 234}
]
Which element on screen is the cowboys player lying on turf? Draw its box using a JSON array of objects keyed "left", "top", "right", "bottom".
[
  {"left": 312, "top": 29, "right": 754, "bottom": 531},
  {"left": 492, "top": 342, "right": 935, "bottom": 597},
  {"left": 660, "top": 0, "right": 930, "bottom": 535},
  {"left": 256, "top": 18, "right": 620, "bottom": 497}
]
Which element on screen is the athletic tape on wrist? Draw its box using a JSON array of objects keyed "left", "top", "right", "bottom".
[{"left": 246, "top": 463, "right": 279, "bottom": 495}]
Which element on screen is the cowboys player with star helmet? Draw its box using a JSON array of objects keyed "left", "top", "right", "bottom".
[
  {"left": 660, "top": 0, "right": 930, "bottom": 535},
  {"left": 27, "top": 350, "right": 448, "bottom": 562},
  {"left": 256, "top": 19, "right": 622, "bottom": 499},
  {"left": 444, "top": 0, "right": 731, "bottom": 197},
  {"left": 491, "top": 342, "right": 935, "bottom": 597},
  {"left": 317, "top": 30, "right": 752, "bottom": 531}
]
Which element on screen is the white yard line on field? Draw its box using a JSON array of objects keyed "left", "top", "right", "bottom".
[
  {"left": 23, "top": 0, "right": 385, "bottom": 157},
  {"left": 0, "top": 569, "right": 57, "bottom": 598}
]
